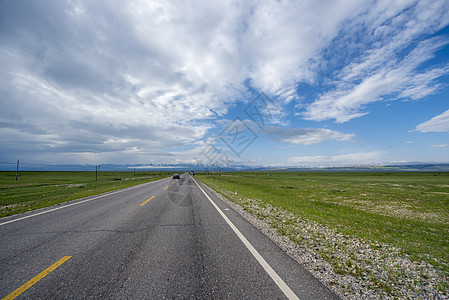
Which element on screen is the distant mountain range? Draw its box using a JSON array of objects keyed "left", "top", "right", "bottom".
[
  {"left": 262, "top": 164, "right": 449, "bottom": 172},
  {"left": 1, "top": 162, "right": 449, "bottom": 172}
]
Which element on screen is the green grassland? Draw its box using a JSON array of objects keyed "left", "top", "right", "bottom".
[
  {"left": 0, "top": 171, "right": 172, "bottom": 218},
  {"left": 198, "top": 172, "right": 449, "bottom": 273}
]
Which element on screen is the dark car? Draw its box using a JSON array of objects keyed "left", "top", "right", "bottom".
[{"left": 173, "top": 173, "right": 180, "bottom": 179}]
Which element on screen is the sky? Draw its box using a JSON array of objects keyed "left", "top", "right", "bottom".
[{"left": 1, "top": 0, "right": 449, "bottom": 169}]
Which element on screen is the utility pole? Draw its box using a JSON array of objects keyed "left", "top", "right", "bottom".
[{"left": 16, "top": 160, "right": 19, "bottom": 181}]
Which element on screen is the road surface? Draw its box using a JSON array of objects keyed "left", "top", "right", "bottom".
[{"left": 1, "top": 174, "right": 338, "bottom": 299}]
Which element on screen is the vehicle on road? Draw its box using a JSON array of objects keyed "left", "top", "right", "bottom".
[
  {"left": 190, "top": 171, "right": 195, "bottom": 176},
  {"left": 173, "top": 173, "right": 180, "bottom": 179}
]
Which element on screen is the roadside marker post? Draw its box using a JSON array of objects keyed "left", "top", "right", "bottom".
[{"left": 15, "top": 160, "right": 19, "bottom": 181}]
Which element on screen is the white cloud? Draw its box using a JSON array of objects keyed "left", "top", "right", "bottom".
[
  {"left": 1, "top": 0, "right": 448, "bottom": 165},
  {"left": 1, "top": 0, "right": 240, "bottom": 163},
  {"left": 288, "top": 151, "right": 386, "bottom": 166},
  {"left": 303, "top": 37, "right": 449, "bottom": 123},
  {"left": 243, "top": 0, "right": 367, "bottom": 96},
  {"left": 264, "top": 127, "right": 355, "bottom": 145},
  {"left": 216, "top": 120, "right": 355, "bottom": 146},
  {"left": 302, "top": 0, "right": 449, "bottom": 123},
  {"left": 430, "top": 144, "right": 448, "bottom": 148},
  {"left": 415, "top": 109, "right": 449, "bottom": 133}
]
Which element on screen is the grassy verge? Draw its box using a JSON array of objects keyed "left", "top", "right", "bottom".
[
  {"left": 0, "top": 171, "right": 172, "bottom": 218},
  {"left": 198, "top": 172, "right": 448, "bottom": 296}
]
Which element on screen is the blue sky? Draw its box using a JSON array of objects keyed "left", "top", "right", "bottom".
[{"left": 1, "top": 0, "right": 448, "bottom": 168}]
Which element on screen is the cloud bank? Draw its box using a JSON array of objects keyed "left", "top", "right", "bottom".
[
  {"left": 288, "top": 151, "right": 386, "bottom": 167},
  {"left": 1, "top": 0, "right": 448, "bottom": 165}
]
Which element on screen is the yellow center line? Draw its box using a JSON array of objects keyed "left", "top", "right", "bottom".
[
  {"left": 164, "top": 186, "right": 168, "bottom": 190},
  {"left": 140, "top": 196, "right": 155, "bottom": 207},
  {"left": 3, "top": 256, "right": 72, "bottom": 300}
]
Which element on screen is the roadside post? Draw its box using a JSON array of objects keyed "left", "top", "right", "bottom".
[{"left": 16, "top": 160, "right": 19, "bottom": 181}]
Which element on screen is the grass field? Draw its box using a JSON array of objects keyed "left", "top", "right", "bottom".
[
  {"left": 0, "top": 171, "right": 172, "bottom": 218},
  {"left": 2, "top": 170, "right": 447, "bottom": 295},
  {"left": 198, "top": 172, "right": 449, "bottom": 294}
]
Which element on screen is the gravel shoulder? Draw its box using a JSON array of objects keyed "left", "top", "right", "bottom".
[{"left": 201, "top": 181, "right": 449, "bottom": 299}]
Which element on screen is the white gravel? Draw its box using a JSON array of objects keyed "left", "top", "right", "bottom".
[{"left": 202, "top": 183, "right": 449, "bottom": 299}]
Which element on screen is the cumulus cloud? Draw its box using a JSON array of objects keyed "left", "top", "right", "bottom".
[
  {"left": 415, "top": 109, "right": 449, "bottom": 133},
  {"left": 0, "top": 0, "right": 238, "bottom": 163},
  {"left": 241, "top": 0, "right": 367, "bottom": 97}
]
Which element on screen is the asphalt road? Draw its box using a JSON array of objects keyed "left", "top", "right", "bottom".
[{"left": 1, "top": 173, "right": 338, "bottom": 299}]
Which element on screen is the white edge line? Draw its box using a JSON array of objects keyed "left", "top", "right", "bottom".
[
  {"left": 191, "top": 176, "right": 300, "bottom": 300},
  {"left": 0, "top": 178, "right": 167, "bottom": 226}
]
